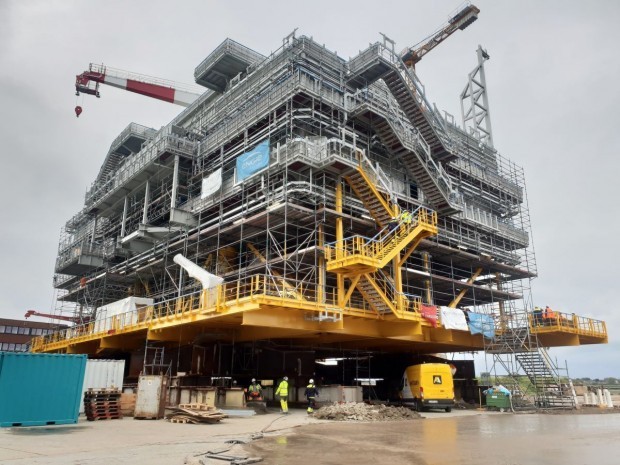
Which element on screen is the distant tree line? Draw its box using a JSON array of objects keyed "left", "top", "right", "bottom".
[{"left": 574, "top": 377, "right": 619, "bottom": 385}]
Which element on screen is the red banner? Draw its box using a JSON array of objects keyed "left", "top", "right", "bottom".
[{"left": 420, "top": 304, "right": 438, "bottom": 327}]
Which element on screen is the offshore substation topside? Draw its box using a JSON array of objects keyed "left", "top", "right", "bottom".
[{"left": 31, "top": 29, "right": 606, "bottom": 399}]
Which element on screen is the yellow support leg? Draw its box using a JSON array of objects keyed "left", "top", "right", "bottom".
[{"left": 448, "top": 267, "right": 483, "bottom": 308}]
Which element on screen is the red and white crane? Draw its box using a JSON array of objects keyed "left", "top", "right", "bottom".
[
  {"left": 25, "top": 310, "right": 90, "bottom": 324},
  {"left": 74, "top": 63, "right": 203, "bottom": 116}
]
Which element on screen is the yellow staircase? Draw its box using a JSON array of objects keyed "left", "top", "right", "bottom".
[
  {"left": 344, "top": 171, "right": 395, "bottom": 228},
  {"left": 343, "top": 150, "right": 399, "bottom": 227},
  {"left": 356, "top": 271, "right": 422, "bottom": 320},
  {"left": 325, "top": 207, "right": 437, "bottom": 274},
  {"left": 326, "top": 149, "right": 438, "bottom": 320}
]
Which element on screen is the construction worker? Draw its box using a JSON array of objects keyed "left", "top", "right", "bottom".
[
  {"left": 247, "top": 378, "right": 263, "bottom": 401},
  {"left": 543, "top": 306, "right": 556, "bottom": 325},
  {"left": 388, "top": 216, "right": 399, "bottom": 232},
  {"left": 533, "top": 306, "right": 543, "bottom": 326},
  {"left": 275, "top": 376, "right": 289, "bottom": 414},
  {"left": 400, "top": 210, "right": 412, "bottom": 225},
  {"left": 305, "top": 379, "right": 319, "bottom": 414}
]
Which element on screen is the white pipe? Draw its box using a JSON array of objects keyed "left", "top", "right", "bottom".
[
  {"left": 173, "top": 254, "right": 223, "bottom": 290},
  {"left": 597, "top": 388, "right": 604, "bottom": 406},
  {"left": 604, "top": 389, "right": 614, "bottom": 408}
]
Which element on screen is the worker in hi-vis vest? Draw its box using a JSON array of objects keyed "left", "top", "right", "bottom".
[
  {"left": 305, "top": 379, "right": 319, "bottom": 414},
  {"left": 275, "top": 376, "right": 289, "bottom": 413},
  {"left": 247, "top": 378, "right": 263, "bottom": 400}
]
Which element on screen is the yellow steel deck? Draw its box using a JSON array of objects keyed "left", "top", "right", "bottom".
[{"left": 30, "top": 275, "right": 607, "bottom": 355}]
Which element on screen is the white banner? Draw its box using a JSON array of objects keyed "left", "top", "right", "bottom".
[
  {"left": 201, "top": 168, "right": 222, "bottom": 198},
  {"left": 440, "top": 306, "right": 469, "bottom": 331}
]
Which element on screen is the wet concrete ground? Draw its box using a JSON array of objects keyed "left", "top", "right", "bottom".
[
  {"left": 0, "top": 409, "right": 618, "bottom": 464},
  {"left": 245, "top": 411, "right": 620, "bottom": 465}
]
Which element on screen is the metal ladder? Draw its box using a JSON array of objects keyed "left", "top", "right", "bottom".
[{"left": 143, "top": 345, "right": 171, "bottom": 376}]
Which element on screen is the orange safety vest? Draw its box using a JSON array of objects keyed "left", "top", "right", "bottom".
[{"left": 544, "top": 307, "right": 556, "bottom": 319}]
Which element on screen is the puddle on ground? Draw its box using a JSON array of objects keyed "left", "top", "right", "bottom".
[{"left": 245, "top": 414, "right": 620, "bottom": 465}]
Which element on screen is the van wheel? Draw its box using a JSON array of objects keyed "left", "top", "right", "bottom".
[{"left": 445, "top": 407, "right": 452, "bottom": 413}]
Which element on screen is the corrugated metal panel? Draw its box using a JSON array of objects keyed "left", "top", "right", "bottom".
[
  {"left": 79, "top": 359, "right": 125, "bottom": 414},
  {"left": 0, "top": 352, "right": 87, "bottom": 427}
]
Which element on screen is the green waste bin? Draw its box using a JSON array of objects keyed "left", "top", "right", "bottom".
[{"left": 486, "top": 392, "right": 511, "bottom": 410}]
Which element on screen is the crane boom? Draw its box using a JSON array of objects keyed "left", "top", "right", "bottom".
[
  {"left": 400, "top": 3, "right": 480, "bottom": 67},
  {"left": 25, "top": 310, "right": 90, "bottom": 324},
  {"left": 75, "top": 63, "right": 203, "bottom": 107}
]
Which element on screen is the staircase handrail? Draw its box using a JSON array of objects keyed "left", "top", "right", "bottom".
[
  {"left": 375, "top": 268, "right": 422, "bottom": 315},
  {"left": 347, "top": 84, "right": 460, "bottom": 209},
  {"left": 385, "top": 114, "right": 461, "bottom": 207},
  {"left": 538, "top": 347, "right": 562, "bottom": 381},
  {"left": 366, "top": 268, "right": 422, "bottom": 317},
  {"left": 376, "top": 43, "right": 453, "bottom": 149},
  {"left": 325, "top": 206, "right": 437, "bottom": 263},
  {"left": 354, "top": 149, "right": 396, "bottom": 203}
]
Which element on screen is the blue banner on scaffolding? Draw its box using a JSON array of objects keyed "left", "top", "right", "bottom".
[
  {"left": 236, "top": 139, "right": 270, "bottom": 182},
  {"left": 468, "top": 312, "right": 496, "bottom": 339}
]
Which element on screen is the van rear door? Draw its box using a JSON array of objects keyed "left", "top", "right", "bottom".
[{"left": 423, "top": 368, "right": 450, "bottom": 404}]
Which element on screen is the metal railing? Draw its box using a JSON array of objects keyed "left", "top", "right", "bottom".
[
  {"left": 366, "top": 269, "right": 422, "bottom": 318},
  {"left": 324, "top": 207, "right": 437, "bottom": 265},
  {"left": 349, "top": 41, "right": 453, "bottom": 150},
  {"left": 31, "top": 269, "right": 434, "bottom": 352},
  {"left": 194, "top": 38, "right": 266, "bottom": 83},
  {"left": 355, "top": 149, "right": 395, "bottom": 202},
  {"left": 55, "top": 240, "right": 106, "bottom": 271},
  {"left": 346, "top": 87, "right": 458, "bottom": 208},
  {"left": 528, "top": 311, "right": 607, "bottom": 338},
  {"left": 85, "top": 127, "right": 197, "bottom": 208}
]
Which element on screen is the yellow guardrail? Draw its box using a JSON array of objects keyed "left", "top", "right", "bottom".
[
  {"left": 324, "top": 207, "right": 437, "bottom": 266},
  {"left": 528, "top": 311, "right": 607, "bottom": 338},
  {"left": 30, "top": 272, "right": 432, "bottom": 352}
]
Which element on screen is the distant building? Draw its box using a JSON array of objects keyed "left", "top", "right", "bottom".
[{"left": 0, "top": 318, "right": 67, "bottom": 352}]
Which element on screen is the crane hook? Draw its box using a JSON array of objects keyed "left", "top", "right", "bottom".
[{"left": 75, "top": 106, "right": 83, "bottom": 117}]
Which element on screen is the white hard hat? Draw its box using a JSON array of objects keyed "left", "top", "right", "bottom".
[
  {"left": 251, "top": 378, "right": 256, "bottom": 382},
  {"left": 309, "top": 379, "right": 314, "bottom": 383},
  {"left": 283, "top": 376, "right": 288, "bottom": 381}
]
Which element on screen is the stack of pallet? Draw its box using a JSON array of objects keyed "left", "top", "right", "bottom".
[
  {"left": 167, "top": 403, "right": 227, "bottom": 424},
  {"left": 119, "top": 392, "right": 136, "bottom": 417},
  {"left": 84, "top": 388, "right": 123, "bottom": 421}
]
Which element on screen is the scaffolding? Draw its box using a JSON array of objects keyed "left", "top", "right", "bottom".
[{"left": 34, "top": 32, "right": 607, "bottom": 408}]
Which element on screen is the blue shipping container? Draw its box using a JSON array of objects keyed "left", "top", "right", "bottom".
[{"left": 0, "top": 352, "right": 87, "bottom": 427}]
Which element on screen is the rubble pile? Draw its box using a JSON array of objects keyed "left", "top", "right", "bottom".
[{"left": 313, "top": 402, "right": 421, "bottom": 421}]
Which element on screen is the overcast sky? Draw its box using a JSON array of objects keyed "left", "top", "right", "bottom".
[{"left": 1, "top": 0, "right": 618, "bottom": 378}]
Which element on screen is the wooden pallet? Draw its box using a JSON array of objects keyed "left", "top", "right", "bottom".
[
  {"left": 86, "top": 414, "right": 122, "bottom": 421},
  {"left": 84, "top": 389, "right": 123, "bottom": 421},
  {"left": 178, "top": 403, "right": 216, "bottom": 411},
  {"left": 86, "top": 388, "right": 121, "bottom": 394},
  {"left": 166, "top": 403, "right": 227, "bottom": 424},
  {"left": 84, "top": 395, "right": 121, "bottom": 401}
]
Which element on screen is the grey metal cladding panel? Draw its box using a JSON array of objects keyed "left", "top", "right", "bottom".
[
  {"left": 217, "top": 55, "right": 253, "bottom": 75},
  {"left": 195, "top": 38, "right": 265, "bottom": 86},
  {"left": 196, "top": 56, "right": 254, "bottom": 92},
  {"left": 196, "top": 73, "right": 227, "bottom": 92},
  {"left": 56, "top": 257, "right": 105, "bottom": 276},
  {"left": 122, "top": 135, "right": 148, "bottom": 154},
  {"left": 346, "top": 63, "right": 391, "bottom": 89}
]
